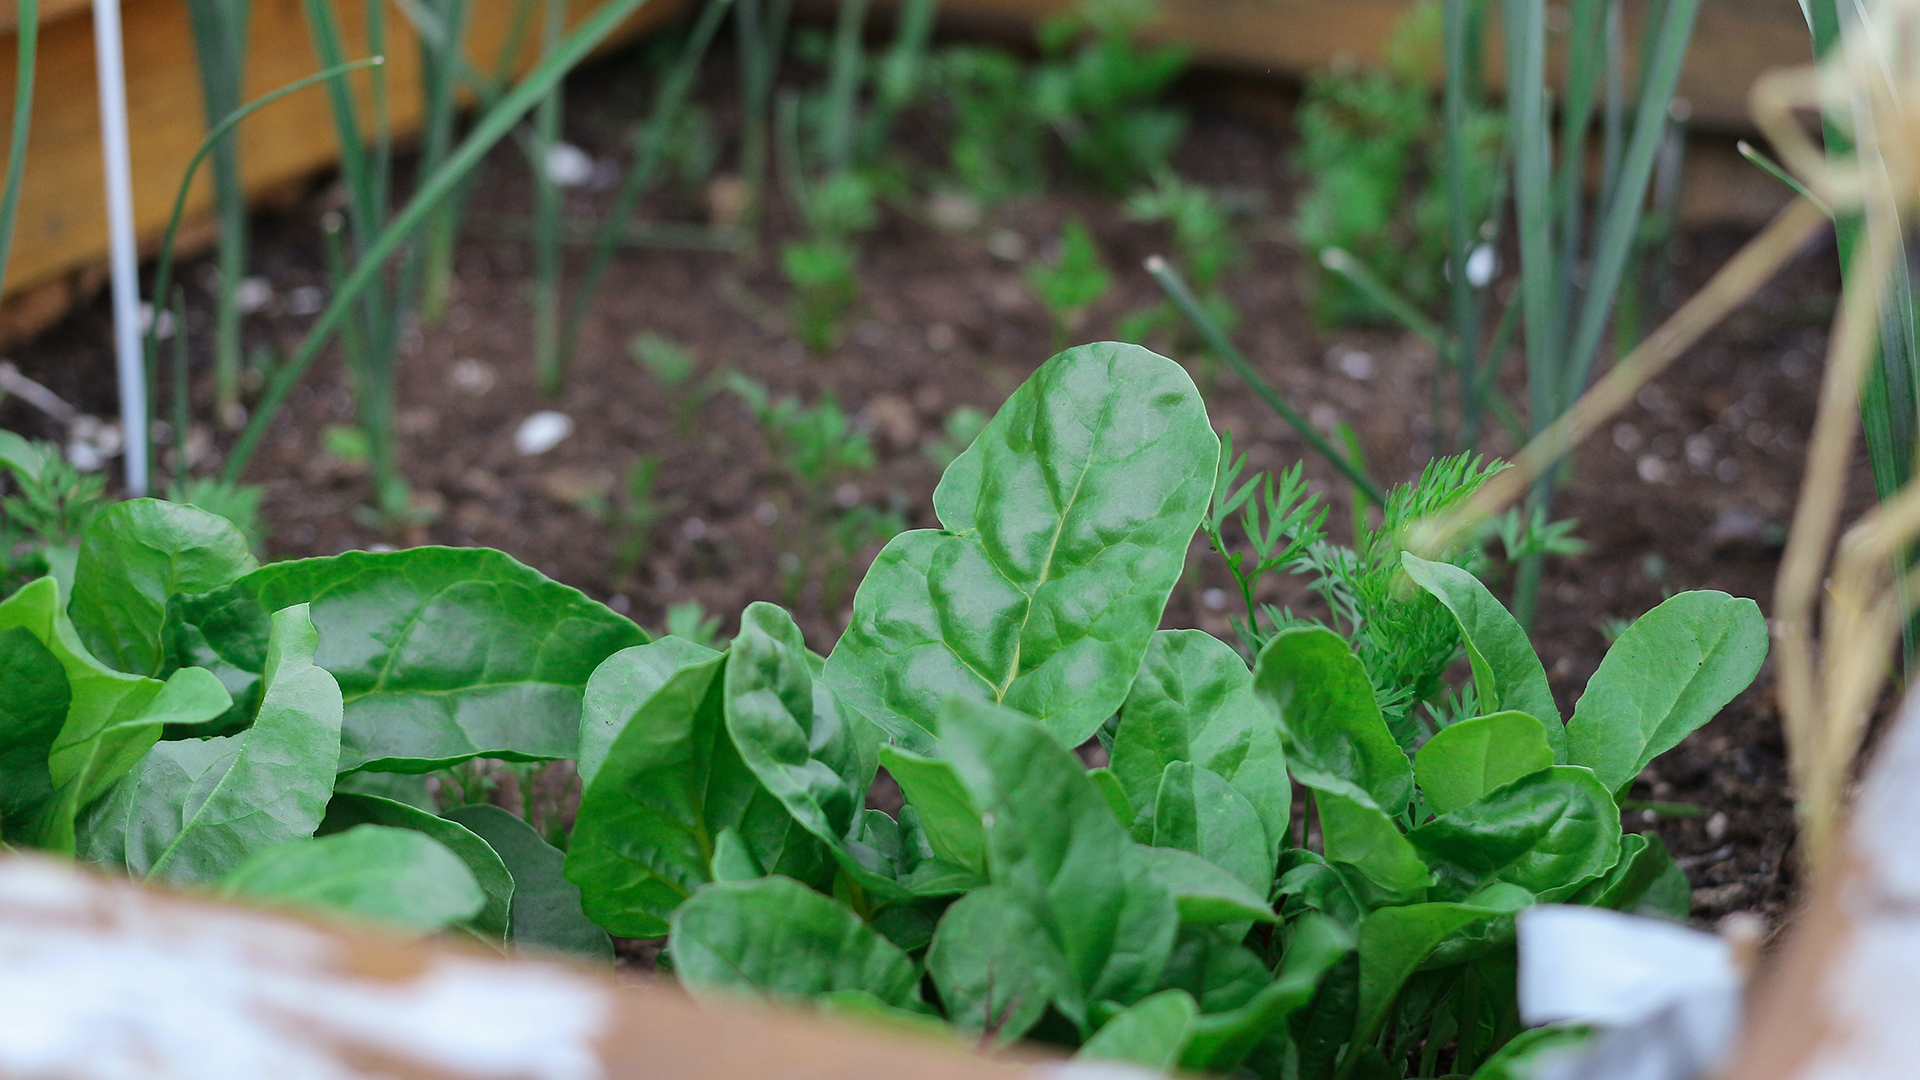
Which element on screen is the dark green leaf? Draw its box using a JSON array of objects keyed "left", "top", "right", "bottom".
[
  {"left": 710, "top": 825, "right": 765, "bottom": 882},
  {"left": 1114, "top": 629, "right": 1289, "bottom": 856},
  {"left": 0, "top": 624, "right": 69, "bottom": 842},
  {"left": 1466, "top": 1024, "right": 1592, "bottom": 1080},
  {"left": 1566, "top": 591, "right": 1766, "bottom": 794},
  {"left": 319, "top": 792, "right": 512, "bottom": 944},
  {"left": 222, "top": 824, "right": 484, "bottom": 935},
  {"left": 926, "top": 884, "right": 1069, "bottom": 1042},
  {"left": 1401, "top": 553, "right": 1564, "bottom": 758},
  {"left": 445, "top": 803, "right": 612, "bottom": 960},
  {"left": 579, "top": 636, "right": 721, "bottom": 786},
  {"left": 1317, "top": 791, "right": 1431, "bottom": 906},
  {"left": 1156, "top": 925, "right": 1271, "bottom": 1014},
  {"left": 1151, "top": 761, "right": 1273, "bottom": 894},
  {"left": 1253, "top": 627, "right": 1413, "bottom": 814},
  {"left": 1180, "top": 913, "right": 1353, "bottom": 1074},
  {"left": 1138, "top": 845, "right": 1277, "bottom": 925},
  {"left": 69, "top": 499, "right": 256, "bottom": 677},
  {"left": 1414, "top": 711, "right": 1555, "bottom": 816},
  {"left": 1350, "top": 892, "right": 1531, "bottom": 1056},
  {"left": 1409, "top": 767, "right": 1621, "bottom": 901},
  {"left": 826, "top": 343, "right": 1219, "bottom": 752},
  {"left": 177, "top": 547, "right": 647, "bottom": 773},
  {"left": 1569, "top": 831, "right": 1690, "bottom": 920},
  {"left": 670, "top": 876, "right": 922, "bottom": 1007},
  {"left": 1079, "top": 989, "right": 1197, "bottom": 1070},
  {"left": 880, "top": 746, "right": 984, "bottom": 874}
]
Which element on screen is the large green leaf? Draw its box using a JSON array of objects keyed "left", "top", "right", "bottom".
[
  {"left": 1151, "top": 761, "right": 1273, "bottom": 894},
  {"left": 1409, "top": 766, "right": 1621, "bottom": 902},
  {"left": 1138, "top": 845, "right": 1277, "bottom": 925},
  {"left": 177, "top": 547, "right": 647, "bottom": 773},
  {"left": 1401, "top": 553, "right": 1564, "bottom": 758},
  {"left": 79, "top": 605, "right": 342, "bottom": 886},
  {"left": 0, "top": 624, "right": 69, "bottom": 842},
  {"left": 565, "top": 650, "right": 816, "bottom": 938},
  {"left": 0, "top": 578, "right": 231, "bottom": 851},
  {"left": 826, "top": 343, "right": 1219, "bottom": 752},
  {"left": 670, "top": 876, "right": 922, "bottom": 1008},
  {"left": 925, "top": 884, "right": 1069, "bottom": 1042},
  {"left": 578, "top": 636, "right": 721, "bottom": 786},
  {"left": 1179, "top": 913, "right": 1352, "bottom": 1074},
  {"left": 1414, "top": 711, "right": 1555, "bottom": 817},
  {"left": 1156, "top": 925, "right": 1271, "bottom": 1014},
  {"left": 880, "top": 746, "right": 985, "bottom": 874},
  {"left": 1113, "top": 629, "right": 1289, "bottom": 856},
  {"left": 445, "top": 804, "right": 611, "bottom": 960},
  {"left": 1253, "top": 627, "right": 1413, "bottom": 814},
  {"left": 69, "top": 499, "right": 257, "bottom": 677},
  {"left": 1566, "top": 591, "right": 1766, "bottom": 794},
  {"left": 1317, "top": 791, "right": 1432, "bottom": 906},
  {"left": 1079, "top": 989, "right": 1198, "bottom": 1070},
  {"left": 222, "top": 824, "right": 484, "bottom": 935},
  {"left": 1466, "top": 1024, "right": 1592, "bottom": 1080},
  {"left": 1569, "top": 831, "right": 1691, "bottom": 921},
  {"left": 319, "top": 793, "right": 513, "bottom": 944},
  {"left": 939, "top": 696, "right": 1178, "bottom": 1020},
  {"left": 1349, "top": 891, "right": 1531, "bottom": 1057}
]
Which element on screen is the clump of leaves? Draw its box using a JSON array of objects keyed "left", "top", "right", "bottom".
[
  {"left": 1119, "top": 171, "right": 1245, "bottom": 359},
  {"left": 0, "top": 433, "right": 107, "bottom": 549},
  {"left": 931, "top": 46, "right": 1049, "bottom": 202},
  {"left": 782, "top": 238, "right": 862, "bottom": 353},
  {"left": 1026, "top": 219, "right": 1113, "bottom": 347},
  {"left": 611, "top": 455, "right": 665, "bottom": 588},
  {"left": 920, "top": 405, "right": 989, "bottom": 468},
  {"left": 629, "top": 332, "right": 723, "bottom": 434},
  {"left": 664, "top": 599, "right": 723, "bottom": 649},
  {"left": 1033, "top": 0, "right": 1190, "bottom": 191}
]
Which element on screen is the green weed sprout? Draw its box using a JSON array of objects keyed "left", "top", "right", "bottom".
[
  {"left": 664, "top": 599, "right": 723, "bottom": 648},
  {"left": 1026, "top": 219, "right": 1113, "bottom": 348},
  {"left": 921, "top": 405, "right": 988, "bottom": 468}
]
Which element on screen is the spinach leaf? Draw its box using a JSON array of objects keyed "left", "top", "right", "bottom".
[
  {"left": 79, "top": 605, "right": 341, "bottom": 886},
  {"left": 879, "top": 746, "right": 985, "bottom": 874},
  {"left": 177, "top": 547, "right": 647, "bottom": 773},
  {"left": 1466, "top": 1024, "right": 1592, "bottom": 1079},
  {"left": 1317, "top": 790, "right": 1432, "bottom": 906},
  {"left": 826, "top": 343, "right": 1219, "bottom": 752},
  {"left": 926, "top": 884, "right": 1070, "bottom": 1042},
  {"left": 939, "top": 695, "right": 1179, "bottom": 1020},
  {"left": 1151, "top": 760, "right": 1273, "bottom": 894},
  {"left": 222, "top": 824, "right": 484, "bottom": 935},
  {"left": 1569, "top": 831, "right": 1691, "bottom": 921},
  {"left": 445, "top": 803, "right": 612, "bottom": 960},
  {"left": 69, "top": 499, "right": 256, "bottom": 677},
  {"left": 1113, "top": 629, "right": 1289, "bottom": 856},
  {"left": 1254, "top": 626, "right": 1413, "bottom": 814},
  {"left": 1180, "top": 913, "right": 1353, "bottom": 1073},
  {"left": 1414, "top": 711, "right": 1555, "bottom": 817},
  {"left": 0, "top": 624, "right": 69, "bottom": 842},
  {"left": 1079, "top": 989, "right": 1197, "bottom": 1070},
  {"left": 578, "top": 636, "right": 721, "bottom": 786},
  {"left": 1138, "top": 845, "right": 1278, "bottom": 925},
  {"left": 320, "top": 792, "right": 513, "bottom": 944},
  {"left": 1350, "top": 891, "right": 1531, "bottom": 1058},
  {"left": 1565, "top": 590, "right": 1766, "bottom": 795},
  {"left": 1401, "top": 554, "right": 1564, "bottom": 758},
  {"left": 670, "top": 876, "right": 923, "bottom": 1008},
  {"left": 1409, "top": 767, "right": 1621, "bottom": 902}
]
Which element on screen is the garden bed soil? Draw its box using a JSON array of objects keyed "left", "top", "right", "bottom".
[{"left": 0, "top": 49, "right": 1863, "bottom": 942}]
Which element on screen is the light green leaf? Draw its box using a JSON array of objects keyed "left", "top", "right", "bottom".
[
  {"left": 177, "top": 547, "right": 647, "bottom": 773},
  {"left": 939, "top": 696, "right": 1178, "bottom": 1018},
  {"left": 318, "top": 792, "right": 512, "bottom": 944},
  {"left": 1138, "top": 845, "right": 1277, "bottom": 925},
  {"left": 1401, "top": 553, "right": 1564, "bottom": 758},
  {"left": 222, "top": 824, "right": 484, "bottom": 935},
  {"left": 1317, "top": 791, "right": 1432, "bottom": 906},
  {"left": 1152, "top": 761, "right": 1273, "bottom": 894},
  {"left": 826, "top": 343, "right": 1219, "bottom": 752},
  {"left": 445, "top": 803, "right": 611, "bottom": 960},
  {"left": 1566, "top": 591, "right": 1766, "bottom": 794},
  {"left": 881, "top": 746, "right": 985, "bottom": 874},
  {"left": 1088, "top": 767, "right": 1133, "bottom": 826},
  {"left": 1079, "top": 989, "right": 1197, "bottom": 1070},
  {"left": 1114, "top": 629, "right": 1289, "bottom": 858},
  {"left": 926, "top": 884, "right": 1069, "bottom": 1042},
  {"left": 579, "top": 636, "right": 721, "bottom": 786},
  {"left": 1409, "top": 766, "right": 1621, "bottom": 902},
  {"left": 1415, "top": 711, "right": 1555, "bottom": 816},
  {"left": 0, "top": 430, "right": 46, "bottom": 483},
  {"left": 69, "top": 499, "right": 257, "bottom": 677},
  {"left": 1253, "top": 627, "right": 1413, "bottom": 813},
  {"left": 0, "top": 624, "right": 70, "bottom": 843},
  {"left": 670, "top": 876, "right": 922, "bottom": 1007},
  {"left": 1179, "top": 913, "right": 1353, "bottom": 1074}
]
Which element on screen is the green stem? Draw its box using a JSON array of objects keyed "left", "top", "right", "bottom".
[
  {"left": 532, "top": 0, "right": 567, "bottom": 396},
  {"left": 0, "top": 0, "right": 39, "bottom": 301}
]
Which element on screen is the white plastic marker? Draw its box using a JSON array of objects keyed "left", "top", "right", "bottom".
[{"left": 91, "top": 0, "right": 146, "bottom": 494}]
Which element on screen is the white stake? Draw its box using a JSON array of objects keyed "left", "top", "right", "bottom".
[{"left": 91, "top": 0, "right": 145, "bottom": 494}]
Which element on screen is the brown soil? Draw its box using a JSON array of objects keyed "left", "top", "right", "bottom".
[{"left": 0, "top": 46, "right": 1862, "bottom": 934}]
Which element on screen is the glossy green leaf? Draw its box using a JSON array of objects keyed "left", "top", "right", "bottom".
[
  {"left": 1402, "top": 553, "right": 1564, "bottom": 758},
  {"left": 1350, "top": 892, "right": 1531, "bottom": 1056},
  {"left": 939, "top": 696, "right": 1178, "bottom": 1017},
  {"left": 0, "top": 578, "right": 231, "bottom": 851},
  {"left": 0, "top": 624, "right": 69, "bottom": 842},
  {"left": 445, "top": 803, "right": 611, "bottom": 960},
  {"left": 177, "top": 547, "right": 647, "bottom": 773},
  {"left": 1088, "top": 767, "right": 1133, "bottom": 826},
  {"left": 670, "top": 876, "right": 922, "bottom": 1007},
  {"left": 1179, "top": 913, "right": 1353, "bottom": 1074},
  {"left": 1317, "top": 791, "right": 1432, "bottom": 906},
  {"left": 1467, "top": 1024, "right": 1592, "bottom": 1080},
  {"left": 1152, "top": 761, "right": 1273, "bottom": 894},
  {"left": 1138, "top": 845, "right": 1277, "bottom": 925},
  {"left": 69, "top": 499, "right": 257, "bottom": 677},
  {"left": 319, "top": 792, "right": 512, "bottom": 944},
  {"left": 1253, "top": 627, "right": 1413, "bottom": 814},
  {"left": 1156, "top": 925, "right": 1270, "bottom": 1014},
  {"left": 880, "top": 746, "right": 985, "bottom": 874},
  {"left": 222, "top": 824, "right": 484, "bottom": 935},
  {"left": 578, "top": 636, "right": 721, "bottom": 786},
  {"left": 710, "top": 826, "right": 765, "bottom": 882},
  {"left": 1570, "top": 831, "right": 1691, "bottom": 921},
  {"left": 826, "top": 342, "right": 1219, "bottom": 752},
  {"left": 926, "top": 884, "right": 1069, "bottom": 1042},
  {"left": 1113, "top": 629, "right": 1289, "bottom": 856},
  {"left": 565, "top": 650, "right": 813, "bottom": 938},
  {"left": 80, "top": 605, "right": 342, "bottom": 886},
  {"left": 1566, "top": 591, "right": 1766, "bottom": 794},
  {"left": 1410, "top": 766, "right": 1621, "bottom": 902},
  {"left": 1079, "top": 989, "right": 1197, "bottom": 1070},
  {"left": 1415, "top": 711, "right": 1556, "bottom": 816}
]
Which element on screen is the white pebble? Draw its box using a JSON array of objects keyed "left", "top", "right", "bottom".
[
  {"left": 1201, "top": 588, "right": 1228, "bottom": 611},
  {"left": 1466, "top": 244, "right": 1499, "bottom": 287},
  {"left": 234, "top": 277, "right": 274, "bottom": 314},
  {"left": 543, "top": 143, "right": 596, "bottom": 188},
  {"left": 513, "top": 411, "right": 573, "bottom": 456}
]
